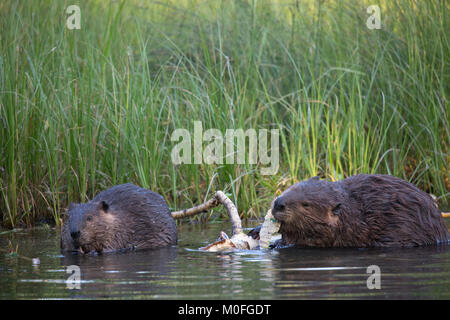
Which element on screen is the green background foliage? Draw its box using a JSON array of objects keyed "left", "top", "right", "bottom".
[{"left": 0, "top": 0, "right": 448, "bottom": 227}]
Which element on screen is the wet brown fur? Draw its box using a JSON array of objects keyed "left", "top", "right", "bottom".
[
  {"left": 61, "top": 184, "right": 177, "bottom": 253},
  {"left": 271, "top": 174, "right": 449, "bottom": 248}
]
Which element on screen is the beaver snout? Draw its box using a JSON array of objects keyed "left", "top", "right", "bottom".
[
  {"left": 273, "top": 197, "right": 285, "bottom": 212},
  {"left": 69, "top": 230, "right": 81, "bottom": 249},
  {"left": 272, "top": 197, "right": 288, "bottom": 221},
  {"left": 70, "top": 230, "right": 80, "bottom": 239}
]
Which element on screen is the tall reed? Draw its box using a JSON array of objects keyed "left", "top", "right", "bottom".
[{"left": 0, "top": 0, "right": 448, "bottom": 228}]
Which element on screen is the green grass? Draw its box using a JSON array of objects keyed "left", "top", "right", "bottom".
[{"left": 0, "top": 0, "right": 448, "bottom": 228}]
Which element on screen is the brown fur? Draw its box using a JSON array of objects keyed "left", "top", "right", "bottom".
[
  {"left": 270, "top": 174, "right": 449, "bottom": 248},
  {"left": 61, "top": 184, "right": 177, "bottom": 254}
]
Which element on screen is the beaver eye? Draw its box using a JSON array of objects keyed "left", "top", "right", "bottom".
[
  {"left": 301, "top": 202, "right": 309, "bottom": 207},
  {"left": 86, "top": 216, "right": 92, "bottom": 222}
]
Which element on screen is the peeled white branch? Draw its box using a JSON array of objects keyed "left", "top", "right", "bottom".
[
  {"left": 172, "top": 191, "right": 243, "bottom": 236},
  {"left": 213, "top": 191, "right": 242, "bottom": 236},
  {"left": 171, "top": 191, "right": 280, "bottom": 251}
]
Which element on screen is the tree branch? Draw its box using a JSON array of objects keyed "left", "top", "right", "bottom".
[
  {"left": 171, "top": 191, "right": 242, "bottom": 236},
  {"left": 171, "top": 197, "right": 219, "bottom": 219}
]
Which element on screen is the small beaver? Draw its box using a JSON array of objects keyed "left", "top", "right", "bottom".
[
  {"left": 61, "top": 184, "right": 177, "bottom": 254},
  {"left": 266, "top": 174, "right": 449, "bottom": 247}
]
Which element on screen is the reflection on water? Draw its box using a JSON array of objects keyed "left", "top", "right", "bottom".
[{"left": 0, "top": 221, "right": 449, "bottom": 299}]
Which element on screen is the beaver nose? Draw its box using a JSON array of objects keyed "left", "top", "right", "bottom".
[
  {"left": 70, "top": 231, "right": 80, "bottom": 240},
  {"left": 273, "top": 197, "right": 285, "bottom": 211}
]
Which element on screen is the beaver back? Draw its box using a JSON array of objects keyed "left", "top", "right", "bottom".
[{"left": 343, "top": 174, "right": 448, "bottom": 246}]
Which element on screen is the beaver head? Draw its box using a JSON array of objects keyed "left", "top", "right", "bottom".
[
  {"left": 272, "top": 177, "right": 352, "bottom": 247},
  {"left": 67, "top": 200, "right": 125, "bottom": 254}
]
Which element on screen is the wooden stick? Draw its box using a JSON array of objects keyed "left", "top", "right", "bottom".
[
  {"left": 171, "top": 197, "right": 220, "bottom": 219},
  {"left": 214, "top": 191, "right": 242, "bottom": 236},
  {"left": 171, "top": 191, "right": 243, "bottom": 236},
  {"left": 442, "top": 212, "right": 450, "bottom": 218}
]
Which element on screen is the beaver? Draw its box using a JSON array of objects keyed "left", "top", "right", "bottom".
[
  {"left": 61, "top": 183, "right": 177, "bottom": 254},
  {"left": 257, "top": 174, "right": 449, "bottom": 248}
]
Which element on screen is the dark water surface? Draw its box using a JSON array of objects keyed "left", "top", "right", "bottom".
[{"left": 1, "top": 221, "right": 449, "bottom": 299}]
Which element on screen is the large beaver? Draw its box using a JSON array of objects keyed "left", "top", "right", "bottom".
[
  {"left": 263, "top": 174, "right": 449, "bottom": 248},
  {"left": 61, "top": 184, "right": 177, "bottom": 254}
]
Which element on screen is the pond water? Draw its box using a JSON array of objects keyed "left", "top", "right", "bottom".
[{"left": 0, "top": 220, "right": 449, "bottom": 299}]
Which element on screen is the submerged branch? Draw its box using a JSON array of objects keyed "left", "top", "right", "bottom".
[{"left": 0, "top": 247, "right": 40, "bottom": 265}]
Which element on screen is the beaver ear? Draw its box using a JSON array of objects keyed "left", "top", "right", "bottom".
[
  {"left": 97, "top": 200, "right": 109, "bottom": 213},
  {"left": 68, "top": 202, "right": 77, "bottom": 211},
  {"left": 332, "top": 203, "right": 342, "bottom": 215}
]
